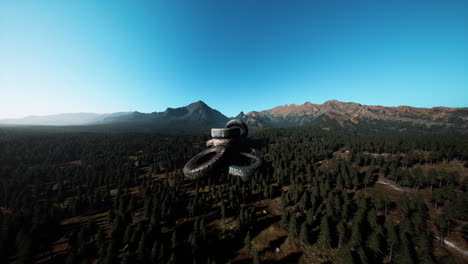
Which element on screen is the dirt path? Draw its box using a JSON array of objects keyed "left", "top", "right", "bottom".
[
  {"left": 435, "top": 236, "right": 468, "bottom": 257},
  {"left": 376, "top": 179, "right": 405, "bottom": 192}
]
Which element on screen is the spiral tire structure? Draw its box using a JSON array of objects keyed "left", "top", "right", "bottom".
[{"left": 183, "top": 119, "right": 261, "bottom": 182}]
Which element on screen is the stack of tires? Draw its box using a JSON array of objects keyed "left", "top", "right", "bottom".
[{"left": 183, "top": 119, "right": 261, "bottom": 182}]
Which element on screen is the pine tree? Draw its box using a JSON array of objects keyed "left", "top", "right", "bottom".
[
  {"left": 151, "top": 240, "right": 159, "bottom": 262},
  {"left": 336, "top": 220, "right": 346, "bottom": 249},
  {"left": 342, "top": 200, "right": 351, "bottom": 220},
  {"left": 136, "top": 232, "right": 147, "bottom": 259},
  {"left": 68, "top": 230, "right": 78, "bottom": 249},
  {"left": 129, "top": 227, "right": 140, "bottom": 254},
  {"left": 413, "top": 168, "right": 424, "bottom": 191},
  {"left": 171, "top": 230, "right": 177, "bottom": 249},
  {"left": 150, "top": 209, "right": 159, "bottom": 227},
  {"left": 318, "top": 216, "right": 332, "bottom": 248},
  {"left": 244, "top": 231, "right": 252, "bottom": 254},
  {"left": 357, "top": 247, "right": 369, "bottom": 264},
  {"left": 400, "top": 193, "right": 411, "bottom": 220},
  {"left": 96, "top": 229, "right": 105, "bottom": 245},
  {"left": 367, "top": 231, "right": 383, "bottom": 255},
  {"left": 397, "top": 231, "right": 416, "bottom": 264},
  {"left": 350, "top": 216, "right": 362, "bottom": 249},
  {"left": 325, "top": 202, "right": 334, "bottom": 217},
  {"left": 158, "top": 244, "right": 166, "bottom": 263},
  {"left": 107, "top": 209, "right": 115, "bottom": 224},
  {"left": 339, "top": 244, "right": 355, "bottom": 264},
  {"left": 400, "top": 169, "right": 413, "bottom": 187},
  {"left": 77, "top": 244, "right": 88, "bottom": 259},
  {"left": 299, "top": 192, "right": 308, "bottom": 211},
  {"left": 221, "top": 203, "right": 226, "bottom": 219},
  {"left": 372, "top": 191, "right": 384, "bottom": 211},
  {"left": 123, "top": 225, "right": 133, "bottom": 244},
  {"left": 127, "top": 196, "right": 136, "bottom": 213},
  {"left": 414, "top": 234, "right": 434, "bottom": 263},
  {"left": 299, "top": 222, "right": 308, "bottom": 244},
  {"left": 121, "top": 256, "right": 129, "bottom": 264},
  {"left": 428, "top": 169, "right": 437, "bottom": 192},
  {"left": 306, "top": 209, "right": 314, "bottom": 225},
  {"left": 367, "top": 208, "right": 378, "bottom": 228},
  {"left": 288, "top": 213, "right": 297, "bottom": 237},
  {"left": 385, "top": 221, "right": 398, "bottom": 263},
  {"left": 363, "top": 170, "right": 372, "bottom": 189},
  {"left": 200, "top": 218, "right": 207, "bottom": 239},
  {"left": 104, "top": 242, "right": 117, "bottom": 264},
  {"left": 253, "top": 251, "right": 260, "bottom": 264},
  {"left": 281, "top": 195, "right": 288, "bottom": 224},
  {"left": 437, "top": 214, "right": 448, "bottom": 245},
  {"left": 98, "top": 241, "right": 108, "bottom": 259},
  {"left": 169, "top": 252, "right": 176, "bottom": 264},
  {"left": 65, "top": 252, "right": 77, "bottom": 264},
  {"left": 352, "top": 172, "right": 360, "bottom": 192}
]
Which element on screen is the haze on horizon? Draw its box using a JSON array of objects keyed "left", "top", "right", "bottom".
[{"left": 1, "top": 0, "right": 467, "bottom": 119}]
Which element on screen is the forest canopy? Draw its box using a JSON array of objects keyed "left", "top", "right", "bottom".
[{"left": 0, "top": 125, "right": 467, "bottom": 263}]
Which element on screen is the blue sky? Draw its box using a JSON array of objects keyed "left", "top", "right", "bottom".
[{"left": 0, "top": 0, "right": 467, "bottom": 118}]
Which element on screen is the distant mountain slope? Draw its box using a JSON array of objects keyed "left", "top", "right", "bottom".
[
  {"left": 236, "top": 100, "right": 468, "bottom": 130},
  {"left": 0, "top": 113, "right": 121, "bottom": 126},
  {"left": 99, "top": 101, "right": 229, "bottom": 127},
  {"left": 0, "top": 101, "right": 228, "bottom": 128}
]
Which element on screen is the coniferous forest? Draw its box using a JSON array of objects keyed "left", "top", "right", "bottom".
[{"left": 0, "top": 125, "right": 467, "bottom": 264}]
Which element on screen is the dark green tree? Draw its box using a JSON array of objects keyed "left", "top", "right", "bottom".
[
  {"left": 253, "top": 251, "right": 260, "bottom": 264},
  {"left": 288, "top": 213, "right": 297, "bottom": 237},
  {"left": 385, "top": 221, "right": 398, "bottom": 263},
  {"left": 299, "top": 222, "right": 308, "bottom": 244},
  {"left": 318, "top": 216, "right": 332, "bottom": 248},
  {"left": 244, "top": 231, "right": 252, "bottom": 255}
]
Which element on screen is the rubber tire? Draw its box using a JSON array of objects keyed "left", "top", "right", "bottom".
[
  {"left": 228, "top": 152, "right": 262, "bottom": 182},
  {"left": 206, "top": 138, "right": 236, "bottom": 147},
  {"left": 183, "top": 147, "right": 226, "bottom": 180},
  {"left": 225, "top": 119, "right": 248, "bottom": 138},
  {"left": 211, "top": 127, "right": 241, "bottom": 139}
]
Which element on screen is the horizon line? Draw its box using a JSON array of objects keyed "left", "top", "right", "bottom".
[{"left": 1, "top": 99, "right": 467, "bottom": 120}]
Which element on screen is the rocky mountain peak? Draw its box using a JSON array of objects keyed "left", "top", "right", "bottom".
[
  {"left": 187, "top": 100, "right": 209, "bottom": 110},
  {"left": 235, "top": 111, "right": 246, "bottom": 119},
  {"left": 237, "top": 99, "right": 468, "bottom": 130}
]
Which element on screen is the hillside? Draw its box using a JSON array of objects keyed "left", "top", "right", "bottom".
[{"left": 236, "top": 100, "right": 468, "bottom": 130}]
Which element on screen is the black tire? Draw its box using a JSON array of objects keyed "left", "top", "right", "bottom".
[
  {"left": 183, "top": 147, "right": 226, "bottom": 180},
  {"left": 211, "top": 127, "right": 241, "bottom": 139},
  {"left": 228, "top": 152, "right": 262, "bottom": 182},
  {"left": 225, "top": 119, "right": 248, "bottom": 137}
]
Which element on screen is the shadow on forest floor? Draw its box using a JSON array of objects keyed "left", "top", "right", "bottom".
[{"left": 262, "top": 252, "right": 302, "bottom": 264}]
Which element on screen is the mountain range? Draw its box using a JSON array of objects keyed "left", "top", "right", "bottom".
[
  {"left": 1, "top": 100, "right": 467, "bottom": 131},
  {"left": 236, "top": 100, "right": 468, "bottom": 129}
]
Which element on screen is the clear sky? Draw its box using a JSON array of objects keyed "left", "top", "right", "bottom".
[{"left": 1, "top": 0, "right": 467, "bottom": 118}]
